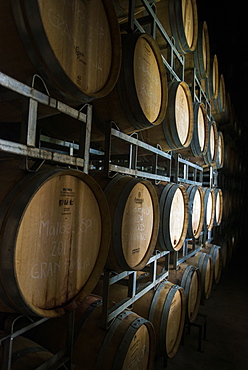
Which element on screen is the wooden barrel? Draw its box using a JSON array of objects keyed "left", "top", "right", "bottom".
[
  {"left": 208, "top": 54, "right": 219, "bottom": 101},
  {"left": 28, "top": 295, "right": 156, "bottom": 370},
  {"left": 216, "top": 131, "right": 225, "bottom": 169},
  {"left": 0, "top": 0, "right": 121, "bottom": 107},
  {"left": 202, "top": 187, "right": 216, "bottom": 232},
  {"left": 155, "top": 0, "right": 198, "bottom": 55},
  {"left": 201, "top": 244, "right": 222, "bottom": 285},
  {"left": 185, "top": 185, "right": 204, "bottom": 239},
  {"left": 185, "top": 20, "right": 211, "bottom": 80},
  {"left": 133, "top": 280, "right": 186, "bottom": 359},
  {"left": 168, "top": 263, "right": 201, "bottom": 323},
  {"left": 211, "top": 235, "right": 228, "bottom": 271},
  {"left": 174, "top": 102, "right": 209, "bottom": 158},
  {"left": 140, "top": 81, "right": 194, "bottom": 151},
  {"left": 204, "top": 120, "right": 219, "bottom": 168},
  {"left": 190, "top": 120, "right": 218, "bottom": 168},
  {"left": 214, "top": 188, "right": 223, "bottom": 226},
  {"left": 211, "top": 74, "right": 227, "bottom": 124},
  {"left": 186, "top": 251, "right": 213, "bottom": 300},
  {"left": 194, "top": 21, "right": 211, "bottom": 79},
  {"left": 0, "top": 160, "right": 111, "bottom": 317},
  {"left": 92, "top": 31, "right": 168, "bottom": 136},
  {"left": 156, "top": 183, "right": 189, "bottom": 252},
  {"left": 0, "top": 335, "right": 58, "bottom": 369},
  {"left": 94, "top": 174, "right": 160, "bottom": 272}
]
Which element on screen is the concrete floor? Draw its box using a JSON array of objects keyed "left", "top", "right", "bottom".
[{"left": 154, "top": 243, "right": 248, "bottom": 370}]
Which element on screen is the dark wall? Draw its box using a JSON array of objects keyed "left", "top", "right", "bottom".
[{"left": 197, "top": 1, "right": 248, "bottom": 128}]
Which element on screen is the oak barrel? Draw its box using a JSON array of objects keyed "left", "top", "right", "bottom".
[
  {"left": 0, "top": 335, "right": 57, "bottom": 369},
  {"left": 175, "top": 102, "right": 209, "bottom": 158},
  {"left": 214, "top": 188, "right": 223, "bottom": 226},
  {"left": 156, "top": 183, "right": 189, "bottom": 252},
  {"left": 134, "top": 280, "right": 186, "bottom": 359},
  {"left": 0, "top": 160, "right": 111, "bottom": 317},
  {"left": 168, "top": 263, "right": 201, "bottom": 323},
  {"left": 0, "top": 0, "right": 121, "bottom": 107},
  {"left": 141, "top": 81, "right": 194, "bottom": 151},
  {"left": 94, "top": 174, "right": 160, "bottom": 272},
  {"left": 185, "top": 21, "right": 211, "bottom": 80},
  {"left": 202, "top": 187, "right": 216, "bottom": 232},
  {"left": 190, "top": 120, "right": 218, "bottom": 168},
  {"left": 185, "top": 185, "right": 204, "bottom": 239},
  {"left": 155, "top": 0, "right": 198, "bottom": 55},
  {"left": 201, "top": 244, "right": 222, "bottom": 285},
  {"left": 216, "top": 131, "right": 225, "bottom": 169},
  {"left": 208, "top": 54, "right": 219, "bottom": 101},
  {"left": 186, "top": 251, "right": 213, "bottom": 301},
  {"left": 203, "top": 120, "right": 219, "bottom": 168},
  {"left": 92, "top": 32, "right": 167, "bottom": 136},
  {"left": 211, "top": 74, "right": 227, "bottom": 124},
  {"left": 28, "top": 295, "right": 156, "bottom": 370}
]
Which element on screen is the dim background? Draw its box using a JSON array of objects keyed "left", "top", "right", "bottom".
[
  {"left": 197, "top": 1, "right": 248, "bottom": 250},
  {"left": 197, "top": 1, "right": 248, "bottom": 134}
]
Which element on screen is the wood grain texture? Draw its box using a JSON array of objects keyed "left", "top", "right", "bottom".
[{"left": 0, "top": 162, "right": 111, "bottom": 317}]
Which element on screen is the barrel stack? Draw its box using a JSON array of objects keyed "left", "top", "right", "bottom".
[{"left": 0, "top": 0, "right": 244, "bottom": 369}]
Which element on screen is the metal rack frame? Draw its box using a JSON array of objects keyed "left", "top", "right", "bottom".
[
  {"left": 0, "top": 71, "right": 93, "bottom": 369},
  {"left": 0, "top": 71, "right": 92, "bottom": 173},
  {"left": 119, "top": 0, "right": 185, "bottom": 82},
  {"left": 0, "top": 1, "right": 218, "bottom": 367},
  {"left": 100, "top": 250, "right": 170, "bottom": 329},
  {"left": 0, "top": 313, "right": 74, "bottom": 370}
]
